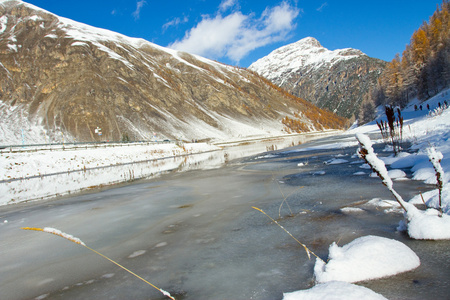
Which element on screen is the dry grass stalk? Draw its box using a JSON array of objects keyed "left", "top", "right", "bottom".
[
  {"left": 420, "top": 192, "right": 426, "bottom": 205},
  {"left": 272, "top": 171, "right": 304, "bottom": 219},
  {"left": 252, "top": 206, "right": 324, "bottom": 263},
  {"left": 274, "top": 174, "right": 292, "bottom": 218},
  {"left": 376, "top": 105, "right": 403, "bottom": 156},
  {"left": 21, "top": 227, "right": 175, "bottom": 300},
  {"left": 277, "top": 185, "right": 305, "bottom": 219}
]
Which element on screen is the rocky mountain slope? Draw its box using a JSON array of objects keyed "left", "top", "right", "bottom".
[
  {"left": 249, "top": 37, "right": 386, "bottom": 119},
  {"left": 0, "top": 1, "right": 345, "bottom": 145}
]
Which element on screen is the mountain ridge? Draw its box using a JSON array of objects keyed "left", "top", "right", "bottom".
[
  {"left": 0, "top": 0, "right": 345, "bottom": 145},
  {"left": 250, "top": 37, "right": 364, "bottom": 79},
  {"left": 249, "top": 37, "right": 386, "bottom": 119}
]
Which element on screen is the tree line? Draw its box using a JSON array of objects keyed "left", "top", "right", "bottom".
[{"left": 360, "top": 0, "right": 450, "bottom": 123}]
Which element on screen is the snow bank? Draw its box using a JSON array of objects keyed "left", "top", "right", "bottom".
[
  {"left": 283, "top": 281, "right": 387, "bottom": 300},
  {"left": 387, "top": 169, "right": 407, "bottom": 180},
  {"left": 0, "top": 142, "right": 223, "bottom": 205},
  {"left": 314, "top": 235, "right": 420, "bottom": 283},
  {"left": 0, "top": 142, "right": 220, "bottom": 181}
]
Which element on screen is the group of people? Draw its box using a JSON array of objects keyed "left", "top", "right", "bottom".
[{"left": 414, "top": 100, "right": 448, "bottom": 111}]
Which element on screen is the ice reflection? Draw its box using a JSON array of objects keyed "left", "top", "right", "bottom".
[{"left": 0, "top": 132, "right": 329, "bottom": 204}]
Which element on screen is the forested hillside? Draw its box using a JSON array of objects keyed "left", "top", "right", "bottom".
[{"left": 360, "top": 0, "right": 450, "bottom": 123}]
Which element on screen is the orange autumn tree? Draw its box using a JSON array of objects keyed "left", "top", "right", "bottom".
[{"left": 364, "top": 0, "right": 450, "bottom": 113}]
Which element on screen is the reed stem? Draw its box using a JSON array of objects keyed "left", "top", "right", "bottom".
[
  {"left": 21, "top": 227, "right": 175, "bottom": 300},
  {"left": 252, "top": 207, "right": 324, "bottom": 262}
]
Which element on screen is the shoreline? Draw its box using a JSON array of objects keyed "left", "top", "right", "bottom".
[{"left": 0, "top": 130, "right": 339, "bottom": 206}]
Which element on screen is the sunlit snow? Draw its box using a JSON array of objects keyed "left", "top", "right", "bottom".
[
  {"left": 313, "top": 235, "right": 420, "bottom": 283},
  {"left": 283, "top": 281, "right": 387, "bottom": 300},
  {"left": 281, "top": 88, "right": 450, "bottom": 298}
]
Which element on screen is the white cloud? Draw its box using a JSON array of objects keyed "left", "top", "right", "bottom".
[
  {"left": 170, "top": 13, "right": 246, "bottom": 60},
  {"left": 169, "top": 1, "right": 300, "bottom": 63},
  {"left": 132, "top": 0, "right": 147, "bottom": 20},
  {"left": 163, "top": 16, "right": 189, "bottom": 32},
  {"left": 219, "top": 0, "right": 238, "bottom": 12},
  {"left": 317, "top": 2, "right": 328, "bottom": 12}
]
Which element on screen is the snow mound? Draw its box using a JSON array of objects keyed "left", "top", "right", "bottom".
[
  {"left": 388, "top": 169, "right": 407, "bottom": 180},
  {"left": 314, "top": 235, "right": 420, "bottom": 283},
  {"left": 403, "top": 208, "right": 450, "bottom": 240},
  {"left": 283, "top": 281, "right": 387, "bottom": 300}
]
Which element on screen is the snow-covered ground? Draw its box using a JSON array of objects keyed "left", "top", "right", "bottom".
[{"left": 284, "top": 88, "right": 450, "bottom": 299}]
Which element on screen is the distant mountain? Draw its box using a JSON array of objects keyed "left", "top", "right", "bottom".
[
  {"left": 0, "top": 1, "right": 345, "bottom": 145},
  {"left": 249, "top": 37, "right": 386, "bottom": 119}
]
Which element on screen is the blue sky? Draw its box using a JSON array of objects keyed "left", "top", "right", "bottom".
[{"left": 25, "top": 0, "right": 441, "bottom": 67}]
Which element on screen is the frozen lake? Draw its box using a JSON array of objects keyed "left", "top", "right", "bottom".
[{"left": 0, "top": 133, "right": 449, "bottom": 299}]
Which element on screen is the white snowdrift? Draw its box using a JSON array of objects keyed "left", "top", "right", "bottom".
[
  {"left": 402, "top": 207, "right": 450, "bottom": 240},
  {"left": 313, "top": 235, "right": 420, "bottom": 283},
  {"left": 283, "top": 281, "right": 387, "bottom": 300}
]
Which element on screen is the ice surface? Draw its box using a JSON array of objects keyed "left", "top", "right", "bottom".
[{"left": 2, "top": 130, "right": 449, "bottom": 299}]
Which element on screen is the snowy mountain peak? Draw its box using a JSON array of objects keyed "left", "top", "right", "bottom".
[
  {"left": 249, "top": 37, "right": 365, "bottom": 81},
  {"left": 248, "top": 37, "right": 386, "bottom": 119},
  {"left": 289, "top": 37, "right": 323, "bottom": 49}
]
